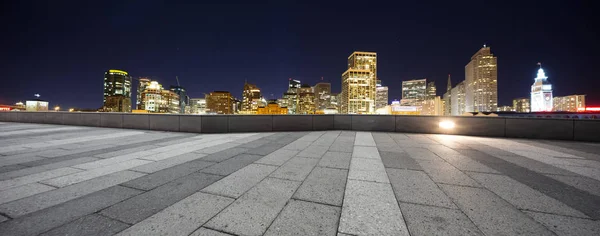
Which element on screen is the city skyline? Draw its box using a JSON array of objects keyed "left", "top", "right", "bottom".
[{"left": 1, "top": 1, "right": 598, "bottom": 109}]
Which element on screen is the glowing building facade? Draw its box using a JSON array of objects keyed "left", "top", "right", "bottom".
[
  {"left": 283, "top": 79, "right": 301, "bottom": 114},
  {"left": 103, "top": 69, "right": 132, "bottom": 112},
  {"left": 530, "top": 65, "right": 553, "bottom": 112},
  {"left": 314, "top": 82, "right": 331, "bottom": 112},
  {"left": 553, "top": 95, "right": 585, "bottom": 112},
  {"left": 242, "top": 82, "right": 261, "bottom": 113},
  {"left": 341, "top": 51, "right": 377, "bottom": 114},
  {"left": 513, "top": 97, "right": 531, "bottom": 113},
  {"left": 465, "top": 46, "right": 497, "bottom": 112},
  {"left": 443, "top": 75, "right": 452, "bottom": 115},
  {"left": 189, "top": 98, "right": 207, "bottom": 114},
  {"left": 375, "top": 80, "right": 389, "bottom": 110},
  {"left": 450, "top": 81, "right": 466, "bottom": 116},
  {"left": 401, "top": 78, "right": 427, "bottom": 107},
  {"left": 257, "top": 101, "right": 288, "bottom": 114},
  {"left": 297, "top": 84, "right": 315, "bottom": 114},
  {"left": 137, "top": 78, "right": 151, "bottom": 110},
  {"left": 206, "top": 91, "right": 233, "bottom": 114}
]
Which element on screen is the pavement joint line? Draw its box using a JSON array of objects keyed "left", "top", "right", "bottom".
[
  {"left": 199, "top": 226, "right": 237, "bottom": 236},
  {"left": 289, "top": 197, "right": 342, "bottom": 208},
  {"left": 0, "top": 211, "right": 12, "bottom": 220},
  {"left": 521, "top": 209, "right": 594, "bottom": 220},
  {"left": 265, "top": 175, "right": 302, "bottom": 183},
  {"left": 396, "top": 200, "right": 459, "bottom": 211},
  {"left": 116, "top": 184, "right": 147, "bottom": 192}
]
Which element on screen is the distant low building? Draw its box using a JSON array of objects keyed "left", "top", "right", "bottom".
[
  {"left": 513, "top": 97, "right": 530, "bottom": 113},
  {"left": 26, "top": 99, "right": 49, "bottom": 111},
  {"left": 206, "top": 91, "right": 233, "bottom": 114},
  {"left": 553, "top": 95, "right": 585, "bottom": 112},
  {"left": 497, "top": 106, "right": 514, "bottom": 112},
  {"left": 257, "top": 101, "right": 288, "bottom": 115}
]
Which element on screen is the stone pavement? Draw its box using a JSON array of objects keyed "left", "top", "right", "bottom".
[{"left": 0, "top": 122, "right": 599, "bottom": 236}]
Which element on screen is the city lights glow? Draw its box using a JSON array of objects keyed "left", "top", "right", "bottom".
[{"left": 439, "top": 121, "right": 455, "bottom": 129}]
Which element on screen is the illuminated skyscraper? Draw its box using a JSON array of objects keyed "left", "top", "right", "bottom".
[
  {"left": 103, "top": 69, "right": 132, "bottom": 112},
  {"left": 242, "top": 82, "right": 261, "bottom": 113},
  {"left": 443, "top": 74, "right": 452, "bottom": 115},
  {"left": 450, "top": 81, "right": 466, "bottom": 116},
  {"left": 283, "top": 79, "right": 301, "bottom": 114},
  {"left": 206, "top": 91, "right": 233, "bottom": 114},
  {"left": 401, "top": 78, "right": 427, "bottom": 106},
  {"left": 530, "top": 64, "right": 553, "bottom": 112},
  {"left": 137, "top": 78, "right": 151, "bottom": 110},
  {"left": 375, "top": 80, "right": 389, "bottom": 110},
  {"left": 341, "top": 51, "right": 377, "bottom": 114},
  {"left": 161, "top": 89, "right": 180, "bottom": 113},
  {"left": 297, "top": 84, "right": 315, "bottom": 114},
  {"left": 170, "top": 86, "right": 188, "bottom": 113},
  {"left": 465, "top": 46, "right": 498, "bottom": 112},
  {"left": 140, "top": 81, "right": 163, "bottom": 113},
  {"left": 553, "top": 95, "right": 585, "bottom": 112},
  {"left": 426, "top": 81, "right": 436, "bottom": 100},
  {"left": 314, "top": 82, "right": 331, "bottom": 112},
  {"left": 512, "top": 97, "right": 530, "bottom": 113},
  {"left": 189, "top": 98, "right": 206, "bottom": 114}
]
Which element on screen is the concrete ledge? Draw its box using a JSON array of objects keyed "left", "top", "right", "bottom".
[
  {"left": 574, "top": 120, "right": 600, "bottom": 142},
  {"left": 334, "top": 115, "right": 352, "bottom": 130},
  {"left": 100, "top": 113, "right": 123, "bottom": 128},
  {"left": 313, "top": 115, "right": 334, "bottom": 131},
  {"left": 506, "top": 118, "right": 573, "bottom": 140},
  {"left": 201, "top": 116, "right": 228, "bottom": 133},
  {"left": 395, "top": 116, "right": 438, "bottom": 133},
  {"left": 273, "top": 115, "right": 312, "bottom": 131},
  {"left": 179, "top": 115, "right": 202, "bottom": 133},
  {"left": 352, "top": 115, "right": 395, "bottom": 132},
  {"left": 17, "top": 112, "right": 34, "bottom": 123},
  {"left": 0, "top": 112, "right": 7, "bottom": 122},
  {"left": 46, "top": 112, "right": 63, "bottom": 124},
  {"left": 80, "top": 113, "right": 101, "bottom": 127},
  {"left": 63, "top": 113, "right": 82, "bottom": 126},
  {"left": 447, "top": 116, "right": 506, "bottom": 137},
  {"left": 149, "top": 114, "right": 179, "bottom": 132},
  {"left": 123, "top": 114, "right": 149, "bottom": 130},
  {"left": 7, "top": 112, "right": 18, "bottom": 122},
  {"left": 229, "top": 115, "right": 272, "bottom": 132}
]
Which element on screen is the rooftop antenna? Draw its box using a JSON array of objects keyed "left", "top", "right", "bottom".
[
  {"left": 537, "top": 62, "right": 542, "bottom": 68},
  {"left": 175, "top": 76, "right": 180, "bottom": 86}
]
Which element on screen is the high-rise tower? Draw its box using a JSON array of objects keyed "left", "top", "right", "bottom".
[
  {"left": 103, "top": 69, "right": 132, "bottom": 112},
  {"left": 530, "top": 63, "right": 553, "bottom": 112},
  {"left": 465, "top": 45, "right": 498, "bottom": 112},
  {"left": 341, "top": 51, "right": 377, "bottom": 114},
  {"left": 241, "top": 82, "right": 261, "bottom": 113}
]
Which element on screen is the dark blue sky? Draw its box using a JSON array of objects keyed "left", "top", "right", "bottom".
[{"left": 1, "top": 1, "right": 598, "bottom": 109}]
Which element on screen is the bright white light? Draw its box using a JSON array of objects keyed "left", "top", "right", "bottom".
[{"left": 439, "top": 121, "right": 455, "bottom": 129}]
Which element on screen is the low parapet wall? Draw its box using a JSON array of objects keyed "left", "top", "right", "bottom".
[{"left": 1, "top": 112, "right": 598, "bottom": 142}]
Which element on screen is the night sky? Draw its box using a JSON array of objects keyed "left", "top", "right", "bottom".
[{"left": 1, "top": 1, "right": 598, "bottom": 109}]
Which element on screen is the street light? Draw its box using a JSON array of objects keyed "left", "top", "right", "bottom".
[
  {"left": 68, "top": 108, "right": 74, "bottom": 112},
  {"left": 54, "top": 106, "right": 60, "bottom": 112}
]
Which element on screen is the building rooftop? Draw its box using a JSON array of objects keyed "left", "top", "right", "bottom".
[{"left": 0, "top": 122, "right": 599, "bottom": 235}]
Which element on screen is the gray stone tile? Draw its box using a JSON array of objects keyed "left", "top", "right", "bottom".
[
  {"left": 40, "top": 159, "right": 151, "bottom": 188},
  {"left": 417, "top": 160, "right": 481, "bottom": 187},
  {"left": 387, "top": 168, "right": 456, "bottom": 209},
  {"left": 245, "top": 143, "right": 286, "bottom": 156},
  {"left": 352, "top": 146, "right": 379, "bottom": 159},
  {"left": 237, "top": 139, "right": 272, "bottom": 148},
  {"left": 0, "top": 185, "right": 141, "bottom": 236},
  {"left": 376, "top": 144, "right": 405, "bottom": 153},
  {"left": 0, "top": 164, "right": 26, "bottom": 174},
  {"left": 405, "top": 147, "right": 440, "bottom": 161},
  {"left": 0, "top": 157, "right": 100, "bottom": 181},
  {"left": 328, "top": 143, "right": 353, "bottom": 153},
  {"left": 434, "top": 148, "right": 500, "bottom": 173},
  {"left": 0, "top": 215, "right": 6, "bottom": 223},
  {"left": 101, "top": 172, "right": 222, "bottom": 224},
  {"left": 200, "top": 147, "right": 249, "bottom": 162},
  {"left": 400, "top": 203, "right": 483, "bottom": 236},
  {"left": 116, "top": 192, "right": 234, "bottom": 236},
  {"left": 297, "top": 145, "right": 330, "bottom": 158},
  {"left": 348, "top": 158, "right": 389, "bottom": 183},
  {"left": 0, "top": 167, "right": 82, "bottom": 191},
  {"left": 494, "top": 154, "right": 579, "bottom": 176},
  {"left": 439, "top": 184, "right": 554, "bottom": 236},
  {"left": 201, "top": 154, "right": 264, "bottom": 176},
  {"left": 546, "top": 174, "right": 600, "bottom": 197},
  {"left": 130, "top": 152, "right": 207, "bottom": 173},
  {"left": 283, "top": 140, "right": 313, "bottom": 151},
  {"left": 380, "top": 151, "right": 422, "bottom": 170},
  {"left": 293, "top": 167, "right": 348, "bottom": 206},
  {"left": 203, "top": 164, "right": 278, "bottom": 198},
  {"left": 255, "top": 149, "right": 299, "bottom": 166},
  {"left": 0, "top": 170, "right": 144, "bottom": 218},
  {"left": 524, "top": 210, "right": 600, "bottom": 236},
  {"left": 318, "top": 151, "right": 352, "bottom": 169},
  {"left": 122, "top": 160, "right": 214, "bottom": 190},
  {"left": 469, "top": 172, "right": 587, "bottom": 217},
  {"left": 270, "top": 157, "right": 319, "bottom": 181},
  {"left": 338, "top": 180, "right": 409, "bottom": 235},
  {"left": 190, "top": 227, "right": 231, "bottom": 236},
  {"left": 354, "top": 132, "right": 376, "bottom": 146},
  {"left": 0, "top": 182, "right": 55, "bottom": 205},
  {"left": 265, "top": 199, "right": 341, "bottom": 236},
  {"left": 205, "top": 177, "right": 301, "bottom": 236},
  {"left": 39, "top": 214, "right": 130, "bottom": 236}
]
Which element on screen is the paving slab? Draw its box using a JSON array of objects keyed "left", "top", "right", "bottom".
[
  {"left": 348, "top": 158, "right": 389, "bottom": 183},
  {"left": 202, "top": 164, "right": 278, "bottom": 198},
  {"left": 328, "top": 143, "right": 353, "bottom": 153},
  {"left": 387, "top": 168, "right": 456, "bottom": 209},
  {"left": 0, "top": 185, "right": 142, "bottom": 236},
  {"left": 318, "top": 151, "right": 352, "bottom": 169},
  {"left": 40, "top": 159, "right": 151, "bottom": 188},
  {"left": 293, "top": 167, "right": 348, "bottom": 206},
  {"left": 404, "top": 147, "right": 441, "bottom": 161},
  {"left": 39, "top": 214, "right": 130, "bottom": 236},
  {"left": 0, "top": 182, "right": 56, "bottom": 205},
  {"left": 0, "top": 170, "right": 144, "bottom": 218},
  {"left": 190, "top": 227, "right": 231, "bottom": 236},
  {"left": 417, "top": 159, "right": 481, "bottom": 187},
  {"left": 130, "top": 152, "right": 207, "bottom": 173},
  {"left": 439, "top": 184, "right": 555, "bottom": 235},
  {"left": 265, "top": 199, "right": 341, "bottom": 236},
  {"left": 255, "top": 149, "right": 299, "bottom": 166},
  {"left": 121, "top": 160, "right": 215, "bottom": 191},
  {"left": 282, "top": 140, "right": 313, "bottom": 151},
  {"left": 200, "top": 147, "right": 249, "bottom": 162},
  {"left": 338, "top": 179, "right": 409, "bottom": 235},
  {"left": 354, "top": 132, "right": 376, "bottom": 146},
  {"left": 546, "top": 174, "right": 600, "bottom": 197},
  {"left": 524, "top": 210, "right": 600, "bottom": 236},
  {"left": 205, "top": 177, "right": 301, "bottom": 236},
  {"left": 101, "top": 172, "right": 223, "bottom": 224},
  {"left": 115, "top": 192, "right": 234, "bottom": 236},
  {"left": 0, "top": 167, "right": 81, "bottom": 191},
  {"left": 245, "top": 143, "right": 287, "bottom": 156},
  {"left": 297, "top": 145, "right": 330, "bottom": 158},
  {"left": 399, "top": 202, "right": 483, "bottom": 236},
  {"left": 270, "top": 157, "right": 320, "bottom": 181},
  {"left": 0, "top": 157, "right": 100, "bottom": 181},
  {"left": 352, "top": 146, "right": 379, "bottom": 159},
  {"left": 380, "top": 151, "right": 422, "bottom": 170},
  {"left": 201, "top": 154, "right": 264, "bottom": 176}
]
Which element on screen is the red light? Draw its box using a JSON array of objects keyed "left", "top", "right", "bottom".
[{"left": 586, "top": 107, "right": 600, "bottom": 111}]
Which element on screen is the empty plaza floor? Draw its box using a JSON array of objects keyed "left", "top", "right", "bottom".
[{"left": 0, "top": 122, "right": 599, "bottom": 236}]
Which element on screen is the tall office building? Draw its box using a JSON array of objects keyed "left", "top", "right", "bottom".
[
  {"left": 139, "top": 81, "right": 163, "bottom": 112},
  {"left": 170, "top": 86, "right": 187, "bottom": 113},
  {"left": 513, "top": 97, "right": 531, "bottom": 113},
  {"left": 422, "top": 96, "right": 444, "bottom": 116},
  {"left": 450, "top": 81, "right": 466, "bottom": 116},
  {"left": 161, "top": 89, "right": 180, "bottom": 114},
  {"left": 341, "top": 51, "right": 377, "bottom": 114},
  {"left": 137, "top": 78, "right": 151, "bottom": 110},
  {"left": 297, "top": 84, "right": 315, "bottom": 114},
  {"left": 242, "top": 82, "right": 261, "bottom": 113},
  {"left": 206, "top": 91, "right": 233, "bottom": 114},
  {"left": 103, "top": 69, "right": 132, "bottom": 112},
  {"left": 189, "top": 98, "right": 207, "bottom": 114},
  {"left": 553, "top": 95, "right": 585, "bottom": 112},
  {"left": 426, "top": 81, "right": 436, "bottom": 100},
  {"left": 443, "top": 75, "right": 452, "bottom": 115},
  {"left": 314, "top": 82, "right": 331, "bottom": 112},
  {"left": 401, "top": 78, "right": 427, "bottom": 106},
  {"left": 465, "top": 46, "right": 498, "bottom": 112},
  {"left": 283, "top": 79, "right": 301, "bottom": 114},
  {"left": 375, "top": 80, "right": 389, "bottom": 110},
  {"left": 530, "top": 64, "right": 553, "bottom": 112}
]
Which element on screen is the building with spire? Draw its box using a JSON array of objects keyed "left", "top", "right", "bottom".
[
  {"left": 530, "top": 63, "right": 553, "bottom": 112},
  {"left": 341, "top": 51, "right": 377, "bottom": 114},
  {"left": 465, "top": 45, "right": 498, "bottom": 112}
]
